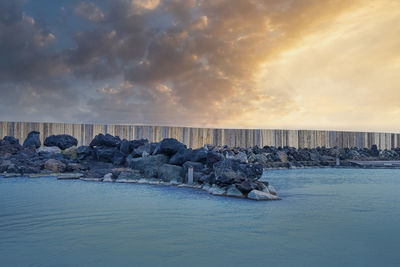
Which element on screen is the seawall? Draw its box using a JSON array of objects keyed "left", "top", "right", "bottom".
[{"left": 0, "top": 121, "right": 399, "bottom": 149}]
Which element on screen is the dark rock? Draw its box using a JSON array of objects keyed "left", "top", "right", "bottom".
[
  {"left": 206, "top": 150, "right": 224, "bottom": 167},
  {"left": 182, "top": 161, "right": 204, "bottom": 174},
  {"left": 199, "top": 173, "right": 215, "bottom": 184},
  {"left": 119, "top": 139, "right": 132, "bottom": 155},
  {"left": 95, "top": 146, "right": 117, "bottom": 162},
  {"left": 23, "top": 131, "right": 41, "bottom": 149},
  {"left": 158, "top": 164, "right": 184, "bottom": 182},
  {"left": 90, "top": 134, "right": 121, "bottom": 147},
  {"left": 154, "top": 138, "right": 186, "bottom": 156},
  {"left": 113, "top": 150, "right": 126, "bottom": 166},
  {"left": 130, "top": 139, "right": 149, "bottom": 149},
  {"left": 191, "top": 147, "right": 208, "bottom": 163},
  {"left": 131, "top": 143, "right": 154, "bottom": 158},
  {"left": 77, "top": 146, "right": 94, "bottom": 160},
  {"left": 169, "top": 148, "right": 192, "bottom": 165},
  {"left": 44, "top": 159, "right": 66, "bottom": 173},
  {"left": 2, "top": 136, "right": 19, "bottom": 145},
  {"left": 0, "top": 142, "right": 23, "bottom": 156},
  {"left": 44, "top": 134, "right": 78, "bottom": 150},
  {"left": 236, "top": 180, "right": 256, "bottom": 195},
  {"left": 126, "top": 154, "right": 169, "bottom": 178}
]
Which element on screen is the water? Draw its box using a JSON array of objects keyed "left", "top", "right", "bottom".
[{"left": 1, "top": 169, "right": 400, "bottom": 267}]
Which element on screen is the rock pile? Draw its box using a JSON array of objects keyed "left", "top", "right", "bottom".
[{"left": 2, "top": 131, "right": 400, "bottom": 200}]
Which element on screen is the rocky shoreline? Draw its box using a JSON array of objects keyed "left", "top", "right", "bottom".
[{"left": 1, "top": 132, "right": 400, "bottom": 201}]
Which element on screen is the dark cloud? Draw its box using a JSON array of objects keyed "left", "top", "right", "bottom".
[{"left": 0, "top": 0, "right": 360, "bottom": 127}]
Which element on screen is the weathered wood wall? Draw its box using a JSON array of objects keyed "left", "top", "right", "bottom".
[{"left": 0, "top": 121, "right": 399, "bottom": 149}]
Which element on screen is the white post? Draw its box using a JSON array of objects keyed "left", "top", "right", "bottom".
[
  {"left": 188, "top": 166, "right": 194, "bottom": 184},
  {"left": 336, "top": 157, "right": 340, "bottom": 166}
]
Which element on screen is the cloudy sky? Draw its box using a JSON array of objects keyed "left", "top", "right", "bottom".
[{"left": 0, "top": 0, "right": 399, "bottom": 131}]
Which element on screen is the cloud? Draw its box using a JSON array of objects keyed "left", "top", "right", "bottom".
[
  {"left": 0, "top": 0, "right": 399, "bottom": 131},
  {"left": 75, "top": 1, "right": 105, "bottom": 22}
]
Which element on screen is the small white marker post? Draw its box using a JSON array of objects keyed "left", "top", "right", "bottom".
[
  {"left": 188, "top": 166, "right": 194, "bottom": 184},
  {"left": 336, "top": 157, "right": 340, "bottom": 166}
]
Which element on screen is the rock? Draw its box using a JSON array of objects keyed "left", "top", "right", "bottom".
[
  {"left": 154, "top": 138, "right": 186, "bottom": 156},
  {"left": 66, "top": 163, "right": 86, "bottom": 172},
  {"left": 127, "top": 154, "right": 169, "bottom": 178},
  {"left": 57, "top": 173, "right": 83, "bottom": 180},
  {"left": 198, "top": 173, "right": 215, "bottom": 184},
  {"left": 277, "top": 151, "right": 288, "bottom": 163},
  {"left": 0, "top": 160, "right": 13, "bottom": 173},
  {"left": 130, "top": 139, "right": 149, "bottom": 149},
  {"left": 103, "top": 173, "right": 114, "bottom": 182},
  {"left": 37, "top": 146, "right": 61, "bottom": 154},
  {"left": 89, "top": 134, "right": 121, "bottom": 147},
  {"left": 117, "top": 170, "right": 142, "bottom": 180},
  {"left": 76, "top": 146, "right": 94, "bottom": 160},
  {"left": 119, "top": 139, "right": 132, "bottom": 155},
  {"left": 158, "top": 164, "right": 184, "bottom": 182},
  {"left": 0, "top": 142, "right": 23, "bottom": 156},
  {"left": 207, "top": 184, "right": 226, "bottom": 196},
  {"left": 131, "top": 143, "right": 154, "bottom": 158},
  {"left": 191, "top": 147, "right": 208, "bottom": 163},
  {"left": 95, "top": 146, "right": 117, "bottom": 162},
  {"left": 2, "top": 136, "right": 19, "bottom": 145},
  {"left": 206, "top": 150, "right": 224, "bottom": 167},
  {"left": 23, "top": 131, "right": 41, "bottom": 149},
  {"left": 169, "top": 148, "right": 192, "bottom": 165},
  {"left": 254, "top": 154, "right": 268, "bottom": 165},
  {"left": 44, "top": 134, "right": 78, "bottom": 150},
  {"left": 44, "top": 159, "right": 66, "bottom": 173},
  {"left": 217, "top": 169, "right": 243, "bottom": 185},
  {"left": 247, "top": 190, "right": 280, "bottom": 200},
  {"left": 61, "top": 146, "right": 78, "bottom": 160},
  {"left": 267, "top": 185, "right": 277, "bottom": 196},
  {"left": 86, "top": 168, "right": 111, "bottom": 178},
  {"left": 226, "top": 185, "right": 245, "bottom": 198},
  {"left": 235, "top": 151, "right": 248, "bottom": 163},
  {"left": 112, "top": 150, "right": 126, "bottom": 165},
  {"left": 237, "top": 180, "right": 256, "bottom": 195}
]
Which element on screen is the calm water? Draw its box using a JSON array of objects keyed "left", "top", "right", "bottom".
[{"left": 1, "top": 169, "right": 400, "bottom": 267}]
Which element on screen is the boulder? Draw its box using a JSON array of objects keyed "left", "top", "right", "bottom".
[
  {"left": 23, "top": 131, "right": 41, "bottom": 149},
  {"left": 254, "top": 154, "right": 268, "bottom": 165},
  {"left": 61, "top": 146, "right": 78, "bottom": 160},
  {"left": 44, "top": 134, "right": 78, "bottom": 150},
  {"left": 154, "top": 138, "right": 186, "bottom": 156},
  {"left": 206, "top": 150, "right": 224, "bottom": 167},
  {"left": 2, "top": 136, "right": 19, "bottom": 145},
  {"left": 267, "top": 185, "right": 277, "bottom": 196},
  {"left": 0, "top": 142, "right": 23, "bottom": 156},
  {"left": 131, "top": 143, "right": 155, "bottom": 158},
  {"left": 126, "top": 154, "right": 169, "bottom": 178},
  {"left": 247, "top": 190, "right": 281, "bottom": 200},
  {"left": 119, "top": 139, "right": 132, "bottom": 155},
  {"left": 77, "top": 146, "right": 94, "bottom": 160},
  {"left": 130, "top": 139, "right": 149, "bottom": 149},
  {"left": 236, "top": 180, "right": 257, "bottom": 195},
  {"left": 89, "top": 134, "right": 121, "bottom": 147},
  {"left": 226, "top": 185, "right": 244, "bottom": 198},
  {"left": 37, "top": 146, "right": 61, "bottom": 154},
  {"left": 191, "top": 147, "right": 208, "bottom": 163},
  {"left": 277, "top": 151, "right": 288, "bottom": 163},
  {"left": 158, "top": 163, "right": 184, "bottom": 182},
  {"left": 112, "top": 150, "right": 126, "bottom": 166},
  {"left": 95, "top": 146, "right": 117, "bottom": 162},
  {"left": 169, "top": 148, "right": 192, "bottom": 165},
  {"left": 235, "top": 151, "right": 248, "bottom": 163},
  {"left": 0, "top": 160, "right": 13, "bottom": 173},
  {"left": 207, "top": 184, "right": 226, "bottom": 196},
  {"left": 86, "top": 168, "right": 111, "bottom": 178},
  {"left": 44, "top": 159, "right": 66, "bottom": 173}
]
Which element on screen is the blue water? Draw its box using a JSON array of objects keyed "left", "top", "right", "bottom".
[{"left": 1, "top": 169, "right": 400, "bottom": 267}]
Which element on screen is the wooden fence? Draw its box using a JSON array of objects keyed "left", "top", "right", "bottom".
[{"left": 0, "top": 121, "right": 399, "bottom": 149}]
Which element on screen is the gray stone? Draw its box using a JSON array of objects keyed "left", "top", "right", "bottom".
[
  {"left": 127, "top": 154, "right": 169, "bottom": 178},
  {"left": 44, "top": 159, "right": 66, "bottom": 173},
  {"left": 226, "top": 185, "right": 244, "bottom": 198},
  {"left": 44, "top": 134, "right": 78, "bottom": 150},
  {"left": 247, "top": 190, "right": 281, "bottom": 200},
  {"left": 235, "top": 151, "right": 248, "bottom": 163},
  {"left": 37, "top": 146, "right": 61, "bottom": 154},
  {"left": 158, "top": 164, "right": 184, "bottom": 182},
  {"left": 207, "top": 184, "right": 226, "bottom": 196},
  {"left": 23, "top": 131, "right": 41, "bottom": 149}
]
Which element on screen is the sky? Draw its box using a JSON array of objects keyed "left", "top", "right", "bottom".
[{"left": 0, "top": 0, "right": 399, "bottom": 132}]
